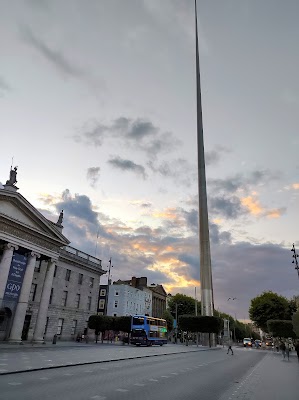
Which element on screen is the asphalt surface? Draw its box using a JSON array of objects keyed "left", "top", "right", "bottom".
[{"left": 0, "top": 346, "right": 299, "bottom": 400}]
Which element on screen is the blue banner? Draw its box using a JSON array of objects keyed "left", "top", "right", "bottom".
[{"left": 3, "top": 253, "right": 28, "bottom": 302}]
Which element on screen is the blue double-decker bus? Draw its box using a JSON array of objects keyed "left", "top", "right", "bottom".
[{"left": 130, "top": 315, "right": 168, "bottom": 346}]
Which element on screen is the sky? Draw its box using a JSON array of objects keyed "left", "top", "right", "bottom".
[{"left": 0, "top": 0, "right": 299, "bottom": 320}]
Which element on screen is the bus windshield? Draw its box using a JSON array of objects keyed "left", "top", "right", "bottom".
[{"left": 132, "top": 317, "right": 144, "bottom": 325}]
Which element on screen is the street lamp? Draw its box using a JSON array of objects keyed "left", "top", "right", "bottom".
[
  {"left": 227, "top": 297, "right": 237, "bottom": 343},
  {"left": 291, "top": 244, "right": 299, "bottom": 278},
  {"left": 175, "top": 303, "right": 182, "bottom": 344}
]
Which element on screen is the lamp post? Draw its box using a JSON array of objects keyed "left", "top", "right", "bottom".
[
  {"left": 227, "top": 297, "right": 237, "bottom": 343},
  {"left": 291, "top": 244, "right": 299, "bottom": 278},
  {"left": 104, "top": 258, "right": 113, "bottom": 316},
  {"left": 175, "top": 303, "right": 182, "bottom": 344}
]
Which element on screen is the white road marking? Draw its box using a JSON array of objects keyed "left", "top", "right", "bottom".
[
  {"left": 39, "top": 377, "right": 49, "bottom": 380},
  {"left": 90, "top": 396, "right": 106, "bottom": 399},
  {"left": 0, "top": 369, "right": 8, "bottom": 373},
  {"left": 171, "top": 373, "right": 178, "bottom": 375},
  {"left": 149, "top": 378, "right": 158, "bottom": 382},
  {"left": 63, "top": 373, "right": 74, "bottom": 376},
  {"left": 0, "top": 364, "right": 8, "bottom": 366},
  {"left": 8, "top": 382, "right": 22, "bottom": 386},
  {"left": 116, "top": 389, "right": 129, "bottom": 392},
  {"left": 161, "top": 376, "right": 170, "bottom": 378},
  {"left": 134, "top": 383, "right": 145, "bottom": 386},
  {"left": 84, "top": 370, "right": 93, "bottom": 373}
]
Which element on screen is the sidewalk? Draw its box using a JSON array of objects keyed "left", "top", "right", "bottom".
[
  {"left": 0, "top": 342, "right": 218, "bottom": 375},
  {"left": 219, "top": 350, "right": 299, "bottom": 400}
]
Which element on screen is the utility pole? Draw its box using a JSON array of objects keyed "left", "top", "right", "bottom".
[
  {"left": 227, "top": 297, "right": 237, "bottom": 342},
  {"left": 195, "top": 287, "right": 199, "bottom": 347},
  {"left": 104, "top": 258, "right": 113, "bottom": 316},
  {"left": 291, "top": 244, "right": 299, "bottom": 278}
]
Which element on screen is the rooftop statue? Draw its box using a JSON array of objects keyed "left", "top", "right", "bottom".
[{"left": 6, "top": 166, "right": 18, "bottom": 186}]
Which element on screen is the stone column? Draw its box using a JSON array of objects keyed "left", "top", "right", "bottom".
[
  {"left": 32, "top": 259, "right": 56, "bottom": 343},
  {"left": 8, "top": 251, "right": 40, "bottom": 343},
  {"left": 0, "top": 243, "right": 19, "bottom": 300}
]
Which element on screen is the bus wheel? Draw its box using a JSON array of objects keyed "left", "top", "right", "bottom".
[{"left": 160, "top": 343, "right": 163, "bottom": 346}]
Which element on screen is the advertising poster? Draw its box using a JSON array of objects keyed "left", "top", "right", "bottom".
[{"left": 3, "top": 253, "right": 28, "bottom": 302}]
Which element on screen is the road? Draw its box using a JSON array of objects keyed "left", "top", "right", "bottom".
[{"left": 0, "top": 348, "right": 267, "bottom": 400}]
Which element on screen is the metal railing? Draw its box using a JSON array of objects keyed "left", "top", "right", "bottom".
[{"left": 61, "top": 245, "right": 102, "bottom": 268}]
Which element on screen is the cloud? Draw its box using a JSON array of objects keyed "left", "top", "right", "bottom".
[
  {"left": 87, "top": 167, "right": 100, "bottom": 188},
  {"left": 74, "top": 117, "right": 180, "bottom": 158},
  {"left": 209, "top": 196, "right": 245, "bottom": 219},
  {"left": 241, "top": 196, "right": 286, "bottom": 219},
  {"left": 20, "top": 25, "right": 87, "bottom": 78},
  {"left": 148, "top": 158, "right": 195, "bottom": 186},
  {"left": 130, "top": 200, "right": 152, "bottom": 208},
  {"left": 205, "top": 146, "right": 231, "bottom": 166},
  {"left": 209, "top": 169, "right": 281, "bottom": 194},
  {"left": 0, "top": 76, "right": 11, "bottom": 94},
  {"left": 108, "top": 157, "right": 147, "bottom": 179},
  {"left": 292, "top": 183, "right": 299, "bottom": 189}
]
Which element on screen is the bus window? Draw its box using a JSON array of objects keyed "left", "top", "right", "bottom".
[{"left": 132, "top": 317, "right": 144, "bottom": 325}]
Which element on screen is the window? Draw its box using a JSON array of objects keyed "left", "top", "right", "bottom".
[
  {"left": 78, "top": 273, "right": 83, "bottom": 285},
  {"left": 29, "top": 283, "right": 37, "bottom": 302},
  {"left": 34, "top": 259, "right": 42, "bottom": 272},
  {"left": 61, "top": 291, "right": 68, "bottom": 307},
  {"left": 57, "top": 318, "right": 64, "bottom": 335},
  {"left": 113, "top": 313, "right": 117, "bottom": 317},
  {"left": 89, "top": 277, "right": 94, "bottom": 288},
  {"left": 115, "top": 290, "right": 119, "bottom": 296},
  {"left": 65, "top": 269, "right": 71, "bottom": 281},
  {"left": 71, "top": 320, "right": 77, "bottom": 335},
  {"left": 44, "top": 317, "right": 49, "bottom": 335},
  {"left": 49, "top": 288, "right": 54, "bottom": 304},
  {"left": 98, "top": 299, "right": 105, "bottom": 309},
  {"left": 87, "top": 296, "right": 92, "bottom": 311},
  {"left": 100, "top": 289, "right": 106, "bottom": 296},
  {"left": 53, "top": 265, "right": 58, "bottom": 277},
  {"left": 75, "top": 294, "right": 80, "bottom": 309},
  {"left": 114, "top": 300, "right": 118, "bottom": 308}
]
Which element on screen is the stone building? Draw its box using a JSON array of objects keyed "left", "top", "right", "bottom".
[
  {"left": 0, "top": 168, "right": 105, "bottom": 342},
  {"left": 104, "top": 276, "right": 166, "bottom": 318}
]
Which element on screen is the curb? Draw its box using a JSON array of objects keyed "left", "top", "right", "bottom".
[{"left": 0, "top": 347, "right": 220, "bottom": 376}]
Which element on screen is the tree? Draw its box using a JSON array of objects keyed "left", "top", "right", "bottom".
[
  {"left": 267, "top": 320, "right": 296, "bottom": 338},
  {"left": 292, "top": 312, "right": 299, "bottom": 337},
  {"left": 178, "top": 315, "right": 222, "bottom": 347},
  {"left": 88, "top": 315, "right": 113, "bottom": 343},
  {"left": 249, "top": 291, "right": 291, "bottom": 332},
  {"left": 113, "top": 316, "right": 131, "bottom": 333},
  {"left": 168, "top": 293, "right": 201, "bottom": 318},
  {"left": 162, "top": 310, "right": 174, "bottom": 332}
]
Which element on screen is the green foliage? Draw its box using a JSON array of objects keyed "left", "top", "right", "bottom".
[
  {"left": 178, "top": 315, "right": 222, "bottom": 333},
  {"left": 168, "top": 293, "right": 201, "bottom": 317},
  {"left": 267, "top": 320, "right": 296, "bottom": 338},
  {"left": 292, "top": 312, "right": 299, "bottom": 337},
  {"left": 249, "top": 291, "right": 292, "bottom": 332},
  {"left": 113, "top": 316, "right": 131, "bottom": 333},
  {"left": 162, "top": 310, "right": 174, "bottom": 332},
  {"left": 89, "top": 315, "right": 131, "bottom": 335}
]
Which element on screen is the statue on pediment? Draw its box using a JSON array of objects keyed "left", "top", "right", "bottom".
[{"left": 6, "top": 166, "right": 18, "bottom": 186}]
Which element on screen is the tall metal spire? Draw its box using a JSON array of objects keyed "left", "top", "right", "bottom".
[{"left": 195, "top": 0, "right": 214, "bottom": 316}]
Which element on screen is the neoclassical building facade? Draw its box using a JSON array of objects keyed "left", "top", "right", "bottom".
[{"left": 0, "top": 169, "right": 105, "bottom": 342}]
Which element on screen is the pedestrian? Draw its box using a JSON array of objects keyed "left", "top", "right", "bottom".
[
  {"left": 294, "top": 341, "right": 299, "bottom": 363},
  {"left": 280, "top": 342, "right": 286, "bottom": 359},
  {"left": 285, "top": 342, "right": 291, "bottom": 361},
  {"left": 227, "top": 344, "right": 234, "bottom": 355}
]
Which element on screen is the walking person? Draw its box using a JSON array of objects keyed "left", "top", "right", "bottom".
[
  {"left": 285, "top": 342, "right": 290, "bottom": 361},
  {"left": 227, "top": 343, "right": 234, "bottom": 355},
  {"left": 280, "top": 341, "right": 286, "bottom": 359},
  {"left": 295, "top": 341, "right": 299, "bottom": 362}
]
